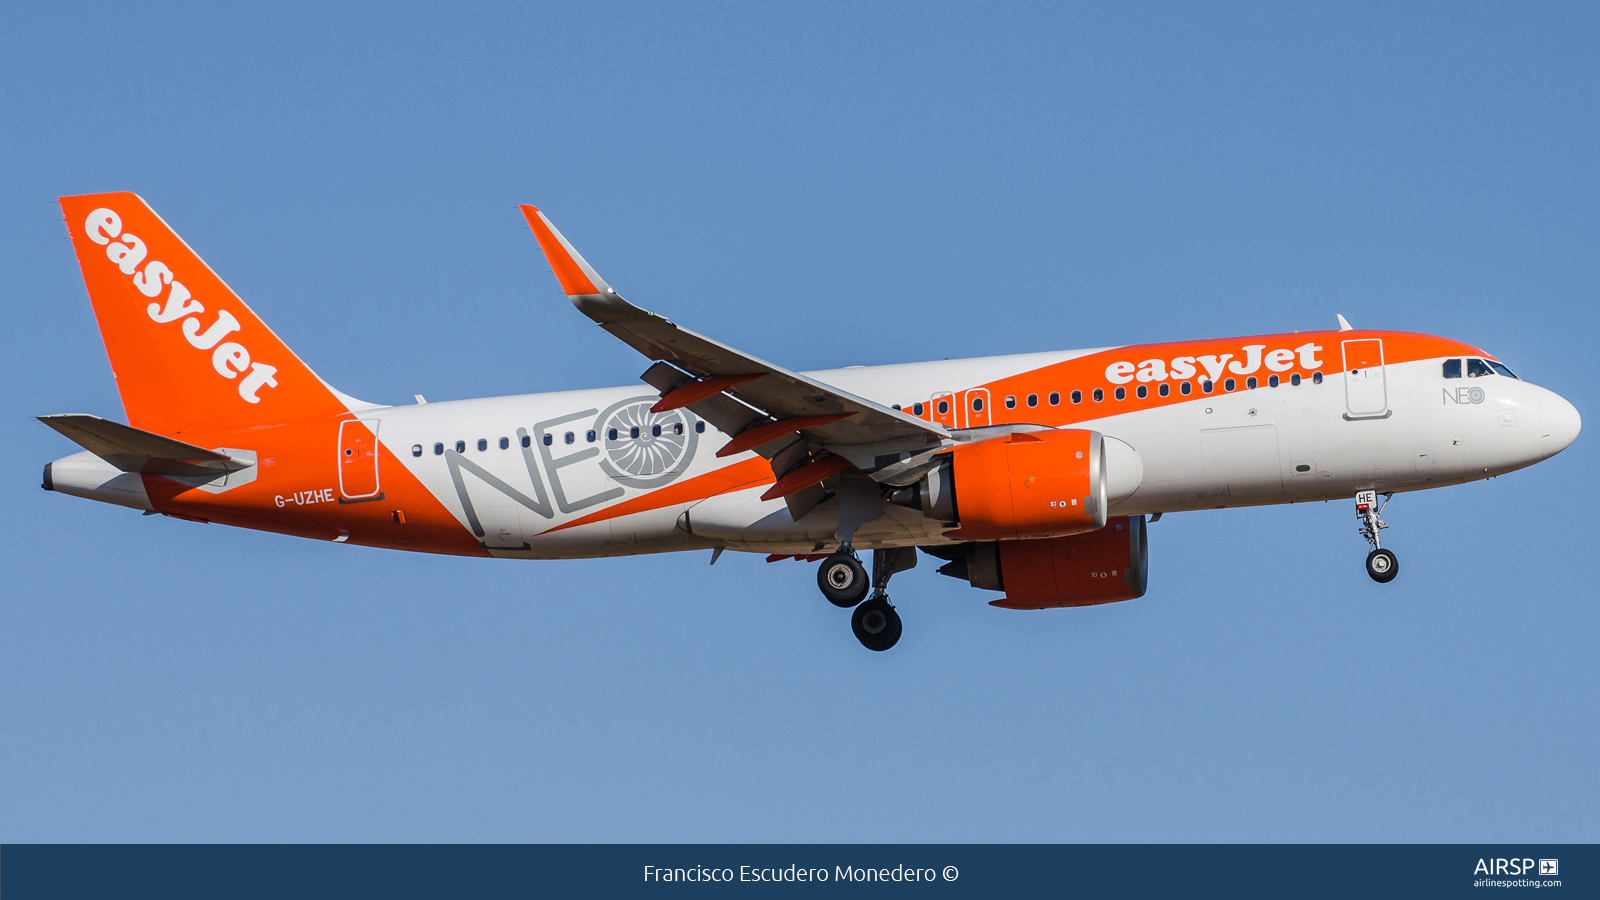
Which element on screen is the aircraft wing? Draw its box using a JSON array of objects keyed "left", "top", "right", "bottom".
[{"left": 520, "top": 206, "right": 949, "bottom": 474}]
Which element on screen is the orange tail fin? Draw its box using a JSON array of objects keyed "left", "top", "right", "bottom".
[{"left": 59, "top": 192, "right": 349, "bottom": 436}]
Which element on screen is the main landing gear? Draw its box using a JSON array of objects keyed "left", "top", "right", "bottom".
[
  {"left": 1355, "top": 489, "right": 1399, "bottom": 584},
  {"left": 817, "top": 545, "right": 913, "bottom": 651},
  {"left": 818, "top": 551, "right": 869, "bottom": 608},
  {"left": 852, "top": 596, "right": 900, "bottom": 652}
]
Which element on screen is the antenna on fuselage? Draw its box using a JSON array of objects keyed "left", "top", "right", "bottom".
[{"left": 1336, "top": 314, "right": 1354, "bottom": 331}]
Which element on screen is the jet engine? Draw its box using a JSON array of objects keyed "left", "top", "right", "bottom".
[
  {"left": 930, "top": 515, "right": 1149, "bottom": 609},
  {"left": 893, "top": 429, "right": 1142, "bottom": 541}
]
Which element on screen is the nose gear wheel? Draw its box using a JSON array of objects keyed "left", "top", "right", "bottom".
[{"left": 1365, "top": 548, "right": 1398, "bottom": 583}]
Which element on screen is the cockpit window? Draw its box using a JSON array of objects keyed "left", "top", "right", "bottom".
[
  {"left": 1442, "top": 359, "right": 1462, "bottom": 379},
  {"left": 1466, "top": 358, "right": 1495, "bottom": 378},
  {"left": 1489, "top": 361, "right": 1518, "bottom": 379}
]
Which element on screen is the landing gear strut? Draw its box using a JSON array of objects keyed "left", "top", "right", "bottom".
[
  {"left": 817, "top": 545, "right": 913, "bottom": 650},
  {"left": 1355, "top": 490, "right": 1399, "bottom": 583},
  {"left": 850, "top": 547, "right": 914, "bottom": 651}
]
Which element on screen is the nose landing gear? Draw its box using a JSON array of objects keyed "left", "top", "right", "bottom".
[
  {"left": 817, "top": 545, "right": 913, "bottom": 650},
  {"left": 1355, "top": 490, "right": 1399, "bottom": 583}
]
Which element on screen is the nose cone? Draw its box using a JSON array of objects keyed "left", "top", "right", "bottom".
[{"left": 1540, "top": 392, "right": 1581, "bottom": 458}]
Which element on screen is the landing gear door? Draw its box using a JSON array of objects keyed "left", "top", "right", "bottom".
[
  {"left": 1341, "top": 339, "right": 1388, "bottom": 419},
  {"left": 338, "top": 418, "right": 384, "bottom": 502}
]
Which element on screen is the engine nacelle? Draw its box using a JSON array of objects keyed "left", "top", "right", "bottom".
[
  {"left": 933, "top": 515, "right": 1149, "bottom": 609},
  {"left": 900, "top": 429, "right": 1141, "bottom": 541}
]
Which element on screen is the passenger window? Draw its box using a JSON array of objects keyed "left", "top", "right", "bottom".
[
  {"left": 564, "top": 431, "right": 575, "bottom": 444},
  {"left": 1068, "top": 391, "right": 1079, "bottom": 404},
  {"left": 913, "top": 402, "right": 925, "bottom": 416},
  {"left": 937, "top": 400, "right": 949, "bottom": 415},
  {"left": 630, "top": 426, "right": 641, "bottom": 439},
  {"left": 411, "top": 444, "right": 422, "bottom": 457},
  {"left": 1312, "top": 371, "right": 1323, "bottom": 384},
  {"left": 1268, "top": 375, "right": 1279, "bottom": 387},
  {"left": 1442, "top": 359, "right": 1462, "bottom": 379},
  {"left": 1489, "top": 361, "right": 1518, "bottom": 379},
  {"left": 972, "top": 397, "right": 984, "bottom": 412},
  {"left": 1224, "top": 378, "right": 1236, "bottom": 391},
  {"left": 1115, "top": 387, "right": 1126, "bottom": 400},
  {"left": 608, "top": 428, "right": 618, "bottom": 441},
  {"left": 1050, "top": 392, "right": 1062, "bottom": 406},
  {"left": 1092, "top": 388, "right": 1104, "bottom": 402},
  {"left": 1468, "top": 358, "right": 1494, "bottom": 377},
  {"left": 1290, "top": 373, "right": 1301, "bottom": 386},
  {"left": 587, "top": 430, "right": 597, "bottom": 442},
  {"left": 433, "top": 442, "right": 444, "bottom": 456},
  {"left": 499, "top": 437, "right": 509, "bottom": 450},
  {"left": 1026, "top": 393, "right": 1038, "bottom": 407},
  {"left": 1179, "top": 382, "right": 1192, "bottom": 395},
  {"left": 695, "top": 422, "right": 705, "bottom": 433},
  {"left": 1202, "top": 380, "right": 1213, "bottom": 393},
  {"left": 455, "top": 441, "right": 465, "bottom": 453},
  {"left": 1158, "top": 383, "right": 1170, "bottom": 397},
  {"left": 1135, "top": 385, "right": 1147, "bottom": 399},
  {"left": 476, "top": 439, "right": 487, "bottom": 451},
  {"left": 1004, "top": 395, "right": 1016, "bottom": 409},
  {"left": 1246, "top": 376, "right": 1257, "bottom": 389},
  {"left": 521, "top": 435, "right": 531, "bottom": 448},
  {"left": 543, "top": 434, "right": 553, "bottom": 446},
  {"left": 651, "top": 424, "right": 661, "bottom": 437}
]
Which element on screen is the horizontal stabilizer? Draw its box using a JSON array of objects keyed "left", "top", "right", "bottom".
[{"left": 38, "top": 414, "right": 241, "bottom": 476}]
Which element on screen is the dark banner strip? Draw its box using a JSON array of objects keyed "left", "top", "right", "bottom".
[{"left": 2, "top": 844, "right": 1591, "bottom": 898}]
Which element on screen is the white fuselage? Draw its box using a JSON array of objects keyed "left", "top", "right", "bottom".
[{"left": 355, "top": 348, "right": 1571, "bottom": 559}]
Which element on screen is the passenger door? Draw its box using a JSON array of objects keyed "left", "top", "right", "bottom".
[
  {"left": 337, "top": 418, "right": 383, "bottom": 501},
  {"left": 1342, "top": 339, "right": 1388, "bottom": 419}
]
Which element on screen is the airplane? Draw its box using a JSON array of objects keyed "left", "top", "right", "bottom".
[{"left": 40, "top": 192, "right": 1581, "bottom": 651}]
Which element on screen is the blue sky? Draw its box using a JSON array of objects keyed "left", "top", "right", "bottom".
[{"left": 2, "top": 3, "right": 1595, "bottom": 841}]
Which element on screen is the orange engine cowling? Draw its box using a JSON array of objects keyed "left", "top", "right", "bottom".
[
  {"left": 931, "top": 515, "right": 1149, "bottom": 609},
  {"left": 908, "top": 429, "right": 1107, "bottom": 541}
]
